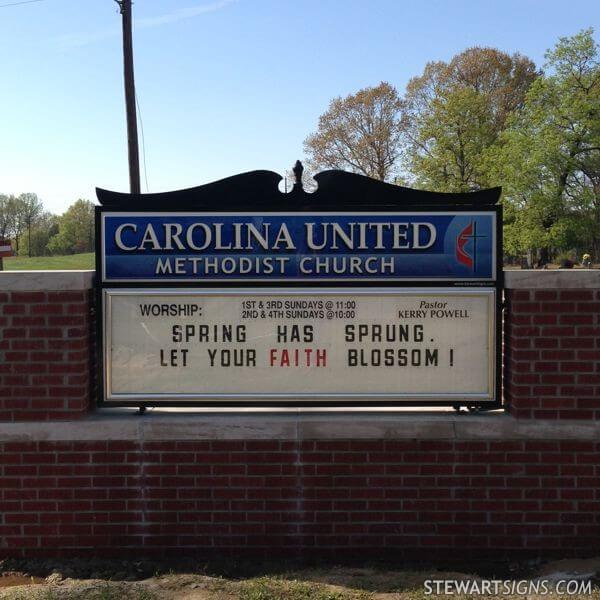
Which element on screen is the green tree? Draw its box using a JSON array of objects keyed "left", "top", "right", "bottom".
[
  {"left": 0, "top": 195, "right": 13, "bottom": 241},
  {"left": 19, "top": 193, "right": 43, "bottom": 257},
  {"left": 492, "top": 29, "right": 600, "bottom": 263},
  {"left": 304, "top": 82, "right": 403, "bottom": 181},
  {"left": 403, "top": 47, "right": 538, "bottom": 191},
  {"left": 407, "top": 87, "right": 497, "bottom": 192},
  {"left": 47, "top": 199, "right": 95, "bottom": 255},
  {"left": 6, "top": 195, "right": 26, "bottom": 253},
  {"left": 21, "top": 212, "right": 59, "bottom": 257}
]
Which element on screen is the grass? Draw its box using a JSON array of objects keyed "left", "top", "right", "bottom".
[
  {"left": 1, "top": 253, "right": 94, "bottom": 271},
  {"left": 239, "top": 576, "right": 370, "bottom": 600},
  {"left": 3, "top": 584, "right": 156, "bottom": 600},
  {"left": 1, "top": 571, "right": 599, "bottom": 600}
]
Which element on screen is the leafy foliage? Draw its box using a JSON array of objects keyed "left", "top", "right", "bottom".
[
  {"left": 20, "top": 212, "right": 59, "bottom": 257},
  {"left": 304, "top": 82, "right": 403, "bottom": 181},
  {"left": 406, "top": 87, "right": 497, "bottom": 192},
  {"left": 402, "top": 47, "right": 538, "bottom": 191},
  {"left": 304, "top": 32, "right": 598, "bottom": 262},
  {"left": 0, "top": 196, "right": 96, "bottom": 259},
  {"left": 47, "top": 199, "right": 95, "bottom": 255},
  {"left": 19, "top": 193, "right": 44, "bottom": 257},
  {"left": 490, "top": 29, "right": 600, "bottom": 259}
]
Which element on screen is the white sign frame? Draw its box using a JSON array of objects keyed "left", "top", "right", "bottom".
[{"left": 102, "top": 288, "right": 496, "bottom": 404}]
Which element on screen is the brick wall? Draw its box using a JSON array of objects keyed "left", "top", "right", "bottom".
[
  {"left": 0, "top": 270, "right": 599, "bottom": 560},
  {"left": 505, "top": 286, "right": 600, "bottom": 419},
  {"left": 0, "top": 287, "right": 94, "bottom": 421},
  {"left": 1, "top": 272, "right": 599, "bottom": 422},
  {"left": 0, "top": 437, "right": 598, "bottom": 559}
]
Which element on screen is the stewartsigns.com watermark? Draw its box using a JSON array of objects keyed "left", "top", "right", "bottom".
[{"left": 424, "top": 579, "right": 593, "bottom": 596}]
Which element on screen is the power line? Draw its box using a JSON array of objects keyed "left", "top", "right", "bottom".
[
  {"left": 135, "top": 92, "right": 149, "bottom": 193},
  {"left": 0, "top": 0, "right": 45, "bottom": 8}
]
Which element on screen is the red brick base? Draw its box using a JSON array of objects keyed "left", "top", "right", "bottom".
[
  {"left": 1, "top": 271, "right": 599, "bottom": 559},
  {"left": 1, "top": 438, "right": 598, "bottom": 559},
  {"left": 0, "top": 291, "right": 93, "bottom": 421},
  {"left": 505, "top": 289, "right": 600, "bottom": 419}
]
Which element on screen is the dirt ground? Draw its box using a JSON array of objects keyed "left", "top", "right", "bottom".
[{"left": 0, "top": 557, "right": 599, "bottom": 599}]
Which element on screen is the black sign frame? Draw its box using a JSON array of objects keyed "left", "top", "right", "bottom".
[{"left": 95, "top": 167, "right": 503, "bottom": 409}]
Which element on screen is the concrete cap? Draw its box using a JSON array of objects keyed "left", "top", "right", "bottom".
[
  {"left": 0, "top": 270, "right": 95, "bottom": 291},
  {"left": 1, "top": 269, "right": 598, "bottom": 290},
  {"left": 504, "top": 269, "right": 600, "bottom": 289},
  {"left": 0, "top": 411, "right": 598, "bottom": 441}
]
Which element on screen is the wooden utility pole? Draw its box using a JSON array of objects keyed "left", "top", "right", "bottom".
[{"left": 115, "top": 0, "right": 141, "bottom": 194}]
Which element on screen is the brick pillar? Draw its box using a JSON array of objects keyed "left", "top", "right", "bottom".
[
  {"left": 0, "top": 273, "right": 95, "bottom": 421},
  {"left": 504, "top": 274, "right": 600, "bottom": 419}
]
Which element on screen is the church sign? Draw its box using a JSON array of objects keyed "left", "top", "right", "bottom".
[
  {"left": 100, "top": 212, "right": 496, "bottom": 282},
  {"left": 96, "top": 165, "right": 502, "bottom": 408}
]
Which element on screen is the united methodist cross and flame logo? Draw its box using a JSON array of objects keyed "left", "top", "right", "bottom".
[{"left": 456, "top": 220, "right": 485, "bottom": 271}]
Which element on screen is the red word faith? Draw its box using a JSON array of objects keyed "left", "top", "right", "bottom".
[{"left": 269, "top": 348, "right": 327, "bottom": 367}]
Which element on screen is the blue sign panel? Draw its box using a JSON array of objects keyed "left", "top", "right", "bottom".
[{"left": 101, "top": 212, "right": 496, "bottom": 282}]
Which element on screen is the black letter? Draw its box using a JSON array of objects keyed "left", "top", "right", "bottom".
[
  {"left": 345, "top": 325, "right": 354, "bottom": 342},
  {"left": 172, "top": 325, "right": 182, "bottom": 343},
  {"left": 348, "top": 349, "right": 357, "bottom": 366}
]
